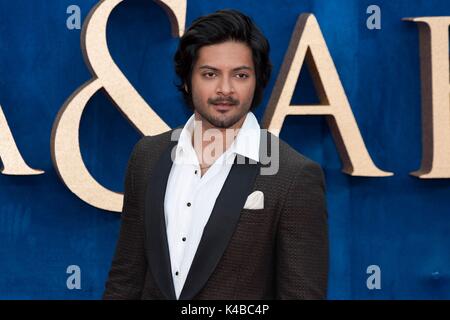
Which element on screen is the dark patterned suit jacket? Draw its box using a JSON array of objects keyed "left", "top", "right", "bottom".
[{"left": 103, "top": 128, "right": 328, "bottom": 300}]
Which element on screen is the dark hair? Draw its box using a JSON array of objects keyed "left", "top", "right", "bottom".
[{"left": 174, "top": 9, "right": 272, "bottom": 111}]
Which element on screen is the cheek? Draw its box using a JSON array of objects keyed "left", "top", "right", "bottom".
[
  {"left": 239, "top": 82, "right": 256, "bottom": 101},
  {"left": 191, "top": 90, "right": 203, "bottom": 108},
  {"left": 192, "top": 79, "right": 215, "bottom": 101},
  {"left": 192, "top": 88, "right": 209, "bottom": 106}
]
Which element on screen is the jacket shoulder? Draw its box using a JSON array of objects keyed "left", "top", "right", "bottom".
[
  {"left": 126, "top": 129, "right": 178, "bottom": 170},
  {"left": 133, "top": 129, "right": 177, "bottom": 154}
]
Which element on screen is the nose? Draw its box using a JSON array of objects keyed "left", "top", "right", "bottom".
[{"left": 216, "top": 76, "right": 234, "bottom": 96}]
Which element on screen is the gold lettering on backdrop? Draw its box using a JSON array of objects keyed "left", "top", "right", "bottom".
[
  {"left": 0, "top": 104, "right": 44, "bottom": 175},
  {"left": 51, "top": 0, "right": 186, "bottom": 212},
  {"left": 262, "top": 14, "right": 392, "bottom": 177},
  {"left": 404, "top": 17, "right": 450, "bottom": 178}
]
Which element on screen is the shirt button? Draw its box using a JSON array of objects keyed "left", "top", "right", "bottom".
[
  {"left": 175, "top": 271, "right": 179, "bottom": 276},
  {"left": 182, "top": 237, "right": 186, "bottom": 242},
  {"left": 194, "top": 170, "right": 198, "bottom": 174},
  {"left": 187, "top": 202, "right": 191, "bottom": 207}
]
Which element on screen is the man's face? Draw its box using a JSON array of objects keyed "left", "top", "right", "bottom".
[{"left": 190, "top": 41, "right": 256, "bottom": 129}]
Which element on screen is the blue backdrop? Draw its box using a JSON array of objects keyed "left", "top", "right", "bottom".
[{"left": 0, "top": 0, "right": 449, "bottom": 299}]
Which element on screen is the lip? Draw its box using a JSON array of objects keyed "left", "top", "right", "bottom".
[{"left": 213, "top": 103, "right": 234, "bottom": 112}]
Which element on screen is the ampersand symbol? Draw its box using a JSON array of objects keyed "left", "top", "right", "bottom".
[{"left": 51, "top": 0, "right": 186, "bottom": 212}]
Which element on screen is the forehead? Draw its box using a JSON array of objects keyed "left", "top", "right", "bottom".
[{"left": 195, "top": 41, "right": 254, "bottom": 69}]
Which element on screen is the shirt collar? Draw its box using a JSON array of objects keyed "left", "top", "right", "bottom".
[{"left": 230, "top": 112, "right": 260, "bottom": 162}]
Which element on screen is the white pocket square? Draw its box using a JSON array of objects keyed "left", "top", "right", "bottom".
[{"left": 243, "top": 190, "right": 264, "bottom": 210}]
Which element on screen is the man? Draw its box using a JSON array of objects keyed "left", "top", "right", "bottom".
[{"left": 103, "top": 9, "right": 328, "bottom": 300}]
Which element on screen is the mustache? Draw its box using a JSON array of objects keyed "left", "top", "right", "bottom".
[{"left": 208, "top": 97, "right": 239, "bottom": 105}]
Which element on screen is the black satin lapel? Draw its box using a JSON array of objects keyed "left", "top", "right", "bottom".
[
  {"left": 144, "top": 140, "right": 177, "bottom": 300},
  {"left": 179, "top": 154, "right": 261, "bottom": 300}
]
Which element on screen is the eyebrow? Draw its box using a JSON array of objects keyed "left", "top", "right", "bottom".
[{"left": 198, "top": 65, "right": 253, "bottom": 72}]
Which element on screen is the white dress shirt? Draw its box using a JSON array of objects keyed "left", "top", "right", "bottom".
[{"left": 163, "top": 111, "right": 261, "bottom": 299}]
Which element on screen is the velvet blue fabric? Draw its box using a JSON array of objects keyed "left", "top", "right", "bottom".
[{"left": 0, "top": 0, "right": 449, "bottom": 299}]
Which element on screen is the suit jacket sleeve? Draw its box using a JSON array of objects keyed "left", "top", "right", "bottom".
[
  {"left": 275, "top": 160, "right": 329, "bottom": 299},
  {"left": 103, "top": 142, "right": 147, "bottom": 299}
]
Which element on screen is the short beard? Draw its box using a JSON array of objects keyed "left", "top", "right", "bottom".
[{"left": 196, "top": 105, "right": 247, "bottom": 129}]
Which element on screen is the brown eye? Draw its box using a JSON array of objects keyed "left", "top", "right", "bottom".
[
  {"left": 236, "top": 73, "right": 249, "bottom": 79},
  {"left": 203, "top": 72, "right": 216, "bottom": 78}
]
